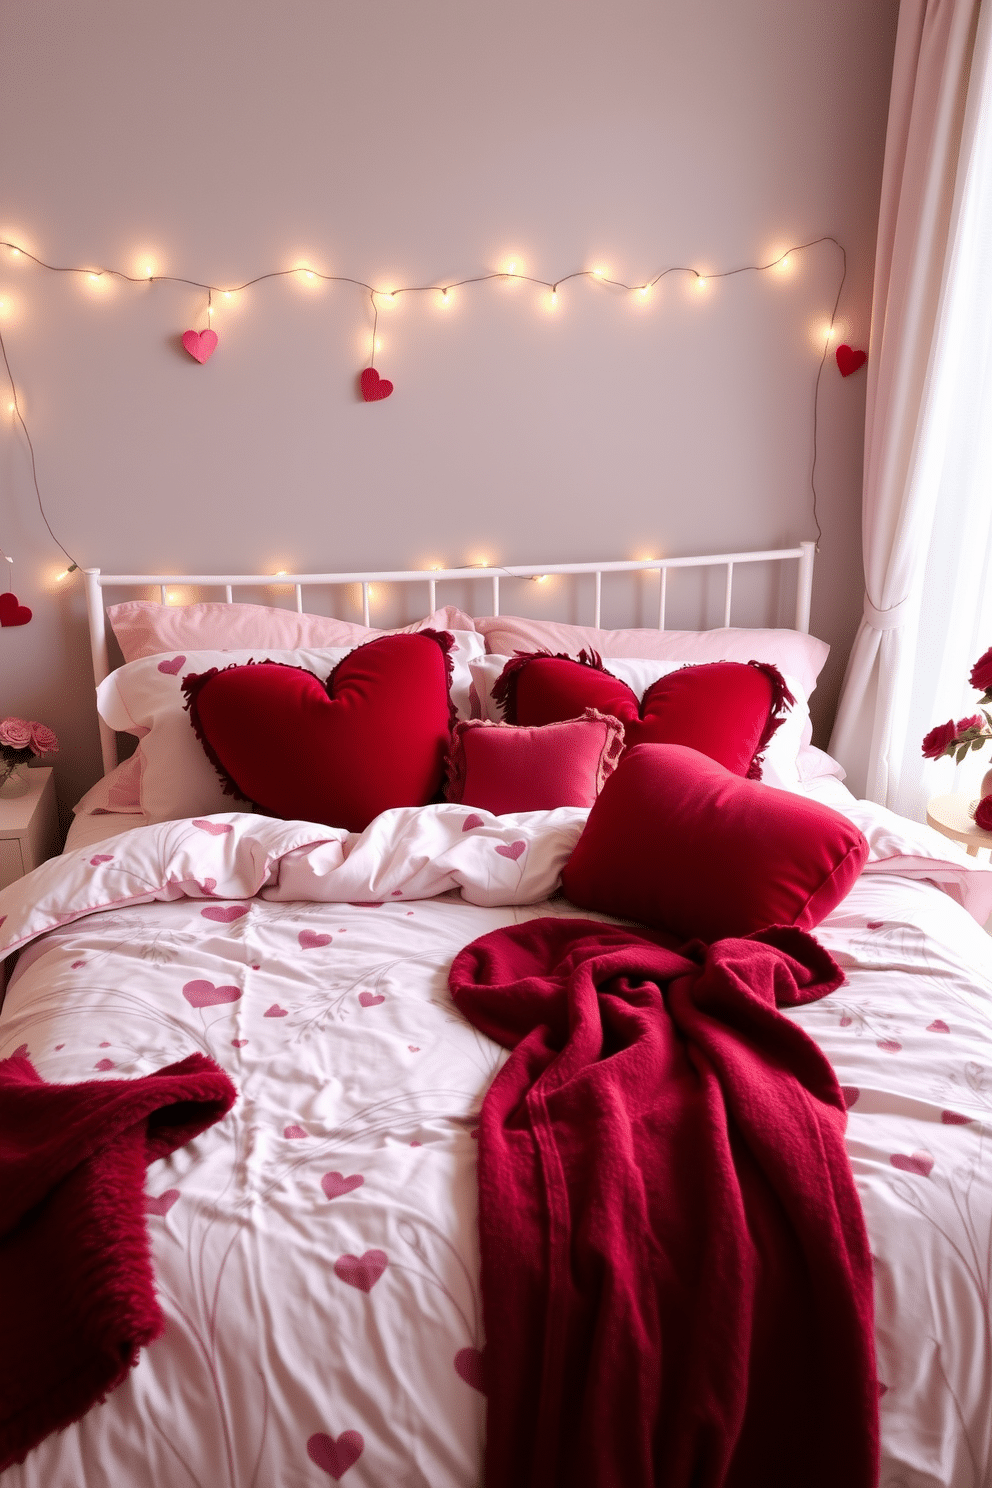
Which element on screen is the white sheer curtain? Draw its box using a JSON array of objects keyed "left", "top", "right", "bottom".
[{"left": 829, "top": 0, "right": 992, "bottom": 820}]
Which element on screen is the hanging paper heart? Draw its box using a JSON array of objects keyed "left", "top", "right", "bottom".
[
  {"left": 0, "top": 592, "right": 31, "bottom": 627},
  {"left": 182, "top": 329, "right": 218, "bottom": 364},
  {"left": 360, "top": 367, "right": 394, "bottom": 402},
  {"left": 835, "top": 344, "right": 867, "bottom": 377}
]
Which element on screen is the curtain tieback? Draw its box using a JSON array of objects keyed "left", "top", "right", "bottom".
[{"left": 863, "top": 594, "right": 909, "bottom": 631}]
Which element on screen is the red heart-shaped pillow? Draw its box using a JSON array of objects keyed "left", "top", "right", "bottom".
[
  {"left": 182, "top": 632, "right": 454, "bottom": 831},
  {"left": 493, "top": 652, "right": 793, "bottom": 778}
]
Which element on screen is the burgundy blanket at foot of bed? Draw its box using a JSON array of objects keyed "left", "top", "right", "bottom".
[
  {"left": 449, "top": 919, "right": 879, "bottom": 1488},
  {"left": 0, "top": 1051, "right": 237, "bottom": 1471}
]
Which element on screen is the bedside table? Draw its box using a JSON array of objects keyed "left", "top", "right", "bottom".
[
  {"left": 0, "top": 767, "right": 60, "bottom": 888},
  {"left": 926, "top": 793, "right": 992, "bottom": 858}
]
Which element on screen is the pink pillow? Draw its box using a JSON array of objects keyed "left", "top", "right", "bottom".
[
  {"left": 561, "top": 743, "right": 868, "bottom": 941},
  {"left": 108, "top": 601, "right": 478, "bottom": 662},
  {"left": 444, "top": 711, "right": 625, "bottom": 814},
  {"left": 474, "top": 617, "right": 828, "bottom": 699}
]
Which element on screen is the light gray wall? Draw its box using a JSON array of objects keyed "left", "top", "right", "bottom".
[{"left": 0, "top": 0, "right": 899, "bottom": 819}]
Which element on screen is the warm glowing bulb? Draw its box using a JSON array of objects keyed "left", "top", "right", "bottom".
[
  {"left": 7, "top": 402, "right": 15, "bottom": 414},
  {"left": 207, "top": 304, "right": 213, "bottom": 318},
  {"left": 89, "top": 273, "right": 100, "bottom": 282},
  {"left": 223, "top": 291, "right": 232, "bottom": 300},
  {"left": 10, "top": 248, "right": 20, "bottom": 257},
  {"left": 638, "top": 285, "right": 650, "bottom": 298},
  {"left": 440, "top": 288, "right": 450, "bottom": 304},
  {"left": 550, "top": 288, "right": 558, "bottom": 306},
  {"left": 696, "top": 277, "right": 707, "bottom": 291},
  {"left": 506, "top": 262, "right": 517, "bottom": 275},
  {"left": 275, "top": 569, "right": 288, "bottom": 576},
  {"left": 533, "top": 574, "right": 549, "bottom": 584},
  {"left": 779, "top": 254, "right": 790, "bottom": 269},
  {"left": 592, "top": 268, "right": 606, "bottom": 279},
  {"left": 305, "top": 271, "right": 315, "bottom": 280},
  {"left": 375, "top": 339, "right": 382, "bottom": 352},
  {"left": 56, "top": 568, "right": 71, "bottom": 582}
]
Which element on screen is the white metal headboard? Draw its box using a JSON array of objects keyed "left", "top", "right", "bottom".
[{"left": 84, "top": 541, "right": 816, "bottom": 776}]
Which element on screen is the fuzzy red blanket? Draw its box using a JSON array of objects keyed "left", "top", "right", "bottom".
[
  {"left": 449, "top": 919, "right": 879, "bottom": 1488},
  {"left": 0, "top": 1051, "right": 237, "bottom": 1471}
]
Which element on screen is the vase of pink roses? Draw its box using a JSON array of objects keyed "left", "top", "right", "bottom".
[
  {"left": 0, "top": 716, "right": 59, "bottom": 797},
  {"left": 922, "top": 646, "right": 992, "bottom": 829}
]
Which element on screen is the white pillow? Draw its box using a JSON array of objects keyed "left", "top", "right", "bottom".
[
  {"left": 79, "top": 631, "right": 485, "bottom": 825},
  {"left": 470, "top": 654, "right": 822, "bottom": 790}
]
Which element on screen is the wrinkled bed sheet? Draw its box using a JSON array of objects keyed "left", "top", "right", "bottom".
[{"left": 0, "top": 797, "right": 991, "bottom": 1488}]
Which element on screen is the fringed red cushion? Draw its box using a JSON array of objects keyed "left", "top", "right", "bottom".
[{"left": 444, "top": 709, "right": 624, "bottom": 814}]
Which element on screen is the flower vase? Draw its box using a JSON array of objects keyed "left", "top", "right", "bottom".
[{"left": 0, "top": 763, "right": 30, "bottom": 799}]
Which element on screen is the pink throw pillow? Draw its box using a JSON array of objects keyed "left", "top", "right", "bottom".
[
  {"left": 561, "top": 743, "right": 868, "bottom": 941},
  {"left": 444, "top": 711, "right": 625, "bottom": 815}
]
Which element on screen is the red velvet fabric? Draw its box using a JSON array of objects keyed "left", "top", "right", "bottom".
[
  {"left": 449, "top": 918, "right": 879, "bottom": 1488},
  {"left": 562, "top": 743, "right": 868, "bottom": 940},
  {"left": 0, "top": 1052, "right": 237, "bottom": 1471},
  {"left": 444, "top": 710, "right": 625, "bottom": 814},
  {"left": 493, "top": 652, "right": 794, "bottom": 778},
  {"left": 183, "top": 631, "right": 455, "bottom": 832}
]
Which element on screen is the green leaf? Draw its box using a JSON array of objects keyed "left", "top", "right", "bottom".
[{"left": 956, "top": 743, "right": 970, "bottom": 763}]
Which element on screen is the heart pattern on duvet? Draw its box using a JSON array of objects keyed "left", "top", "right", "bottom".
[
  {"left": 358, "top": 991, "right": 385, "bottom": 1007},
  {"left": 334, "top": 1249, "right": 388, "bottom": 1292},
  {"left": 147, "top": 1189, "right": 180, "bottom": 1216},
  {"left": 182, "top": 979, "right": 242, "bottom": 1008},
  {"left": 158, "top": 655, "right": 186, "bottom": 675},
  {"left": 307, "top": 1430, "right": 364, "bottom": 1479},
  {"left": 454, "top": 1346, "right": 485, "bottom": 1392},
  {"left": 201, "top": 904, "right": 249, "bottom": 923},
  {"left": 192, "top": 818, "right": 233, "bottom": 834},
  {"left": 321, "top": 1171, "right": 364, "bottom": 1200},
  {"left": 299, "top": 929, "right": 332, "bottom": 949},
  {"left": 181, "top": 633, "right": 453, "bottom": 833},
  {"left": 890, "top": 1150, "right": 934, "bottom": 1178}
]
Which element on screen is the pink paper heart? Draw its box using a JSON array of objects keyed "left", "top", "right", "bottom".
[
  {"left": 927, "top": 1019, "right": 950, "bottom": 1033},
  {"left": 877, "top": 1038, "right": 902, "bottom": 1053},
  {"left": 182, "top": 328, "right": 218, "bottom": 364},
  {"left": 193, "top": 818, "right": 233, "bottom": 835},
  {"left": 299, "top": 929, "right": 332, "bottom": 949},
  {"left": 158, "top": 655, "right": 187, "bottom": 675},
  {"left": 307, "top": 1431, "right": 364, "bottom": 1480},
  {"left": 264, "top": 1003, "right": 288, "bottom": 1017},
  {"left": 454, "top": 1346, "right": 485, "bottom": 1393},
  {"left": 147, "top": 1189, "right": 180, "bottom": 1216},
  {"left": 232, "top": 1038, "right": 249, "bottom": 1048},
  {"left": 321, "top": 1171, "right": 365, "bottom": 1200},
  {"left": 201, "top": 904, "right": 249, "bottom": 922},
  {"left": 359, "top": 367, "right": 393, "bottom": 402},
  {"left": 334, "top": 1248, "right": 388, "bottom": 1292},
  {"left": 836, "top": 343, "right": 867, "bottom": 377},
  {"left": 840, "top": 1086, "right": 860, "bottom": 1108},
  {"left": 284, "top": 1124, "right": 308, "bottom": 1138},
  {"left": 94, "top": 1058, "right": 115, "bottom": 1070},
  {"left": 890, "top": 1150, "right": 934, "bottom": 1178},
  {"left": 183, "top": 979, "right": 242, "bottom": 1008},
  {"left": 462, "top": 814, "right": 485, "bottom": 831},
  {"left": 495, "top": 840, "right": 526, "bottom": 861},
  {"left": 90, "top": 854, "right": 113, "bottom": 866},
  {"left": 358, "top": 991, "right": 385, "bottom": 1008},
  {"left": 941, "top": 1109, "right": 972, "bottom": 1125}
]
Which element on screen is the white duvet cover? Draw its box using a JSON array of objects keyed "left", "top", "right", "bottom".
[{"left": 1, "top": 798, "right": 992, "bottom": 1488}]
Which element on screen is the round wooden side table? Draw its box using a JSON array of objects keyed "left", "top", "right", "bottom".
[{"left": 926, "top": 793, "right": 992, "bottom": 857}]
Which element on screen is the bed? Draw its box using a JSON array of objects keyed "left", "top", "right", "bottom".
[{"left": 2, "top": 544, "right": 992, "bottom": 1488}]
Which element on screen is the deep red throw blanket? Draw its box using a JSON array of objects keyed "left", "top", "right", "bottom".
[
  {"left": 449, "top": 919, "right": 879, "bottom": 1488},
  {"left": 0, "top": 1051, "right": 237, "bottom": 1471}
]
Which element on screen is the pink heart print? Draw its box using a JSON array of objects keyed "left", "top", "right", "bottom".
[
  {"left": 182, "top": 328, "right": 218, "bottom": 363},
  {"left": 462, "top": 814, "right": 484, "bottom": 831},
  {"left": 182, "top": 979, "right": 242, "bottom": 1007},
  {"left": 299, "top": 929, "right": 333, "bottom": 949},
  {"left": 231, "top": 1038, "right": 249, "bottom": 1048},
  {"left": 147, "top": 1189, "right": 180, "bottom": 1216},
  {"left": 495, "top": 840, "right": 526, "bottom": 861},
  {"left": 157, "top": 655, "right": 187, "bottom": 675},
  {"left": 89, "top": 854, "right": 113, "bottom": 866},
  {"left": 877, "top": 1039, "right": 902, "bottom": 1053},
  {"left": 890, "top": 1151, "right": 934, "bottom": 1178},
  {"left": 94, "top": 1058, "right": 115, "bottom": 1071},
  {"left": 454, "top": 1346, "right": 485, "bottom": 1393},
  {"left": 201, "top": 904, "right": 249, "bottom": 922},
  {"left": 306, "top": 1430, "right": 364, "bottom": 1479},
  {"left": 941, "top": 1109, "right": 972, "bottom": 1125},
  {"left": 358, "top": 991, "right": 385, "bottom": 1008},
  {"left": 334, "top": 1249, "right": 388, "bottom": 1292},
  {"left": 840, "top": 1086, "right": 860, "bottom": 1109},
  {"left": 283, "top": 1124, "right": 308, "bottom": 1138},
  {"left": 197, "top": 878, "right": 217, "bottom": 895},
  {"left": 927, "top": 1019, "right": 950, "bottom": 1033},
  {"left": 193, "top": 818, "right": 233, "bottom": 835},
  {"left": 264, "top": 1004, "right": 288, "bottom": 1018},
  {"left": 12, "top": 1044, "right": 28, "bottom": 1057},
  {"left": 321, "top": 1171, "right": 365, "bottom": 1200}
]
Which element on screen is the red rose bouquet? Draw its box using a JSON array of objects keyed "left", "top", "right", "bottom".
[{"left": 922, "top": 647, "right": 992, "bottom": 825}]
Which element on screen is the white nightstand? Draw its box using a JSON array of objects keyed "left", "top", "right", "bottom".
[
  {"left": 926, "top": 793, "right": 992, "bottom": 858},
  {"left": 0, "top": 767, "right": 60, "bottom": 888}
]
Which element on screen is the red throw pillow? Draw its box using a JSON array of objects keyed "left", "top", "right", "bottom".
[
  {"left": 493, "top": 651, "right": 793, "bottom": 779},
  {"left": 561, "top": 743, "right": 868, "bottom": 941},
  {"left": 444, "top": 710, "right": 625, "bottom": 814},
  {"left": 182, "top": 632, "right": 455, "bottom": 831}
]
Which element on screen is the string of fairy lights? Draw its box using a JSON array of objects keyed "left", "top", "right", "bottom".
[{"left": 0, "top": 232, "right": 854, "bottom": 585}]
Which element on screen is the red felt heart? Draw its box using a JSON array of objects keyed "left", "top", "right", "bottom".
[
  {"left": 495, "top": 654, "right": 792, "bottom": 779},
  {"left": 835, "top": 344, "right": 867, "bottom": 377},
  {"left": 360, "top": 367, "right": 393, "bottom": 402},
  {"left": 0, "top": 592, "right": 32, "bottom": 627},
  {"left": 182, "top": 328, "right": 218, "bottom": 363},
  {"left": 183, "top": 632, "right": 454, "bottom": 831}
]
